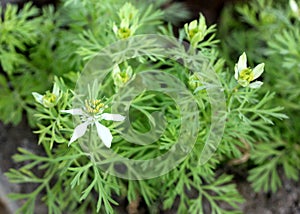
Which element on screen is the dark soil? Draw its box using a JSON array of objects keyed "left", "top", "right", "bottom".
[
  {"left": 0, "top": 119, "right": 48, "bottom": 214},
  {"left": 226, "top": 166, "right": 300, "bottom": 214},
  {"left": 238, "top": 177, "right": 300, "bottom": 214},
  {"left": 1, "top": 120, "right": 300, "bottom": 214}
]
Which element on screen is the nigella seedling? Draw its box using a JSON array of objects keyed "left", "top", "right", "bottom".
[
  {"left": 234, "top": 52, "right": 265, "bottom": 89},
  {"left": 61, "top": 99, "right": 125, "bottom": 148}
]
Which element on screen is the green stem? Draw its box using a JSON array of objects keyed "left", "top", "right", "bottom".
[{"left": 227, "top": 84, "right": 240, "bottom": 110}]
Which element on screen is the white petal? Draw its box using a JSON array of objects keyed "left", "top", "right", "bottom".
[
  {"left": 52, "top": 82, "right": 60, "bottom": 97},
  {"left": 237, "top": 52, "right": 247, "bottom": 72},
  {"left": 69, "top": 121, "right": 90, "bottom": 146},
  {"left": 112, "top": 64, "right": 121, "bottom": 75},
  {"left": 189, "top": 20, "right": 198, "bottom": 31},
  {"left": 290, "top": 0, "right": 299, "bottom": 13},
  {"left": 253, "top": 63, "right": 265, "bottom": 79},
  {"left": 95, "top": 121, "right": 113, "bottom": 148},
  {"left": 101, "top": 113, "right": 125, "bottom": 121},
  {"left": 234, "top": 64, "right": 239, "bottom": 80},
  {"left": 32, "top": 92, "right": 44, "bottom": 104},
  {"left": 61, "top": 108, "right": 84, "bottom": 115},
  {"left": 249, "top": 81, "right": 263, "bottom": 89},
  {"left": 113, "top": 23, "right": 119, "bottom": 34}
]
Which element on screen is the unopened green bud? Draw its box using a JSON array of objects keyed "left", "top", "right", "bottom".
[
  {"left": 184, "top": 14, "right": 207, "bottom": 47},
  {"left": 113, "top": 3, "right": 139, "bottom": 39},
  {"left": 112, "top": 64, "right": 133, "bottom": 88}
]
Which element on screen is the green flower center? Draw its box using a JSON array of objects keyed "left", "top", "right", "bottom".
[
  {"left": 43, "top": 92, "right": 57, "bottom": 103},
  {"left": 120, "top": 71, "right": 129, "bottom": 83},
  {"left": 85, "top": 99, "right": 105, "bottom": 114},
  {"left": 118, "top": 27, "right": 131, "bottom": 39},
  {"left": 239, "top": 68, "right": 254, "bottom": 83},
  {"left": 189, "top": 28, "right": 198, "bottom": 39}
]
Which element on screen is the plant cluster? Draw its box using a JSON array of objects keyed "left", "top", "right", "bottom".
[
  {"left": 219, "top": 0, "right": 300, "bottom": 193},
  {"left": 0, "top": 0, "right": 297, "bottom": 213}
]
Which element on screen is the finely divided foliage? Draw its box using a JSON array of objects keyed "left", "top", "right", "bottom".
[
  {"left": 219, "top": 0, "right": 300, "bottom": 193},
  {"left": 1, "top": 0, "right": 298, "bottom": 213}
]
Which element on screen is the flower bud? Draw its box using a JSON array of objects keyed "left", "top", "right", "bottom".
[
  {"left": 184, "top": 14, "right": 207, "bottom": 47},
  {"left": 112, "top": 64, "right": 134, "bottom": 89}
]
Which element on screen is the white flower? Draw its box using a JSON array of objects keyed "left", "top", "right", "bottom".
[
  {"left": 234, "top": 52, "right": 265, "bottom": 89},
  {"left": 32, "top": 82, "right": 61, "bottom": 107},
  {"left": 61, "top": 99, "right": 125, "bottom": 148}
]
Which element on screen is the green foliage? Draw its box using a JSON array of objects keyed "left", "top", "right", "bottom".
[
  {"left": 0, "top": 3, "right": 66, "bottom": 125},
  {"left": 219, "top": 0, "right": 300, "bottom": 192},
  {"left": 0, "top": 3, "right": 40, "bottom": 74},
  {"left": 2, "top": 0, "right": 297, "bottom": 213}
]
